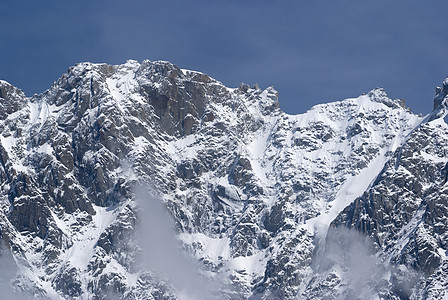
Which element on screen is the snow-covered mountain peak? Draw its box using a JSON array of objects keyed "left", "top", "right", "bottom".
[
  {"left": 0, "top": 60, "right": 446, "bottom": 299},
  {"left": 0, "top": 79, "right": 27, "bottom": 120},
  {"left": 367, "top": 87, "right": 407, "bottom": 109},
  {"left": 0, "top": 79, "right": 25, "bottom": 101}
]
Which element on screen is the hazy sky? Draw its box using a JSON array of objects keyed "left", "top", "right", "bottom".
[{"left": 1, "top": 1, "right": 448, "bottom": 114}]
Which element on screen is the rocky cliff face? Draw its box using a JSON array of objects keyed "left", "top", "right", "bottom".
[{"left": 0, "top": 60, "right": 446, "bottom": 299}]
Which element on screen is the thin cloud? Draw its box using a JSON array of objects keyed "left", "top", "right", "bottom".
[{"left": 133, "top": 184, "right": 221, "bottom": 300}]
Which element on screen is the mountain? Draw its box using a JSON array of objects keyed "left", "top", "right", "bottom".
[{"left": 0, "top": 60, "right": 446, "bottom": 299}]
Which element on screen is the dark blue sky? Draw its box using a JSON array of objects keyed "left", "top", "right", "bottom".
[{"left": 1, "top": 1, "right": 448, "bottom": 114}]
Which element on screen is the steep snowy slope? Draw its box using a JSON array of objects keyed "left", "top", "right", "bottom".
[
  {"left": 0, "top": 60, "right": 444, "bottom": 299},
  {"left": 313, "top": 84, "right": 448, "bottom": 299}
]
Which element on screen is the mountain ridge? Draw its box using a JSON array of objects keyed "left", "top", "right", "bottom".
[{"left": 0, "top": 60, "right": 446, "bottom": 299}]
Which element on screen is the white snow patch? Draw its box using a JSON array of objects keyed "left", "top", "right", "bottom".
[
  {"left": 179, "top": 233, "right": 231, "bottom": 263},
  {"left": 29, "top": 101, "right": 59, "bottom": 126},
  {"left": 67, "top": 205, "right": 117, "bottom": 270},
  {"left": 226, "top": 251, "right": 267, "bottom": 278}
]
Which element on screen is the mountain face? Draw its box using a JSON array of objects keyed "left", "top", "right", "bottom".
[{"left": 0, "top": 60, "right": 446, "bottom": 299}]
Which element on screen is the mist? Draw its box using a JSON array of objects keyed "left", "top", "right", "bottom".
[
  {"left": 0, "top": 241, "right": 30, "bottom": 300},
  {"left": 320, "top": 227, "right": 385, "bottom": 297},
  {"left": 133, "top": 185, "right": 220, "bottom": 300},
  {"left": 308, "top": 227, "right": 422, "bottom": 299}
]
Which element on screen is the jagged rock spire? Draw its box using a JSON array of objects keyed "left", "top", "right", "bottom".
[
  {"left": 433, "top": 77, "right": 448, "bottom": 110},
  {"left": 427, "top": 77, "right": 448, "bottom": 122}
]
